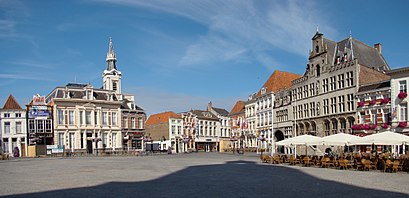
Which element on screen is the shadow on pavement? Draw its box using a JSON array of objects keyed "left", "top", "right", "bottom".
[{"left": 3, "top": 160, "right": 407, "bottom": 198}]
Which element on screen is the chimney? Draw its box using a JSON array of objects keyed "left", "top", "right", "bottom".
[{"left": 374, "top": 43, "right": 382, "bottom": 54}]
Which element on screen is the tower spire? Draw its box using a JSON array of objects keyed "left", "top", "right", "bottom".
[{"left": 106, "top": 36, "right": 117, "bottom": 70}]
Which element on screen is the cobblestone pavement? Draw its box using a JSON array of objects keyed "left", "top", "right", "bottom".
[{"left": 0, "top": 153, "right": 408, "bottom": 197}]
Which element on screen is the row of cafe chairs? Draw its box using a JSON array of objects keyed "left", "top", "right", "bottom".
[{"left": 260, "top": 154, "right": 407, "bottom": 173}]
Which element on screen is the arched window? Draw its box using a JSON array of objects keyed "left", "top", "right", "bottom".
[
  {"left": 315, "top": 45, "right": 319, "bottom": 53},
  {"left": 316, "top": 64, "right": 321, "bottom": 77}
]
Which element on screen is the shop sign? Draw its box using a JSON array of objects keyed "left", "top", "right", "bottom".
[{"left": 29, "top": 110, "right": 50, "bottom": 118}]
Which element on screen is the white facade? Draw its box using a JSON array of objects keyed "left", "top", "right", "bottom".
[
  {"left": 169, "top": 117, "right": 183, "bottom": 153},
  {"left": 390, "top": 68, "right": 409, "bottom": 133},
  {"left": 0, "top": 109, "right": 27, "bottom": 156},
  {"left": 245, "top": 97, "right": 257, "bottom": 148},
  {"left": 255, "top": 91, "right": 275, "bottom": 149}
]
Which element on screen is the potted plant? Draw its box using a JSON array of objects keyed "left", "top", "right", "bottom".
[
  {"left": 398, "top": 121, "right": 407, "bottom": 128},
  {"left": 381, "top": 98, "right": 390, "bottom": 104},
  {"left": 382, "top": 123, "right": 389, "bottom": 129},
  {"left": 357, "top": 101, "right": 365, "bottom": 107},
  {"left": 398, "top": 92, "right": 407, "bottom": 99}
]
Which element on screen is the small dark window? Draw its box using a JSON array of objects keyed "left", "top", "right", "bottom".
[
  {"left": 316, "top": 64, "right": 321, "bottom": 77},
  {"left": 113, "top": 82, "right": 117, "bottom": 91},
  {"left": 315, "top": 45, "right": 319, "bottom": 53}
]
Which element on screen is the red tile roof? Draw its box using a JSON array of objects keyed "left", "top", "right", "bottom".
[
  {"left": 2, "top": 95, "right": 22, "bottom": 110},
  {"left": 230, "top": 100, "right": 245, "bottom": 116},
  {"left": 146, "top": 111, "right": 181, "bottom": 126},
  {"left": 256, "top": 70, "right": 301, "bottom": 97}
]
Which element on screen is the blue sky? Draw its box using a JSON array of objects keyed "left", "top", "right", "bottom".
[{"left": 1, "top": 0, "right": 409, "bottom": 115}]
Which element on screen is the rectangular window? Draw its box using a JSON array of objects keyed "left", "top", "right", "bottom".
[
  {"left": 4, "top": 113, "right": 10, "bottom": 118},
  {"left": 45, "top": 120, "right": 52, "bottom": 132},
  {"left": 346, "top": 71, "right": 354, "bottom": 87},
  {"left": 15, "top": 113, "right": 21, "bottom": 118},
  {"left": 400, "top": 104, "right": 407, "bottom": 121},
  {"left": 371, "top": 110, "right": 377, "bottom": 124},
  {"left": 131, "top": 117, "right": 135, "bottom": 128},
  {"left": 68, "top": 110, "right": 75, "bottom": 125},
  {"left": 16, "top": 122, "right": 22, "bottom": 134},
  {"left": 383, "top": 109, "right": 390, "bottom": 124},
  {"left": 177, "top": 126, "right": 182, "bottom": 134},
  {"left": 102, "top": 112, "right": 108, "bottom": 126},
  {"left": 79, "top": 111, "right": 83, "bottom": 125},
  {"left": 309, "top": 83, "right": 314, "bottom": 96},
  {"left": 323, "top": 99, "right": 329, "bottom": 115},
  {"left": 138, "top": 117, "right": 143, "bottom": 129},
  {"left": 112, "top": 112, "right": 117, "bottom": 126},
  {"left": 338, "top": 95, "right": 345, "bottom": 113},
  {"left": 123, "top": 117, "right": 128, "bottom": 129},
  {"left": 36, "top": 120, "right": 44, "bottom": 133},
  {"left": 399, "top": 80, "right": 407, "bottom": 93},
  {"left": 112, "top": 133, "right": 117, "bottom": 148},
  {"left": 113, "top": 81, "right": 117, "bottom": 91},
  {"left": 102, "top": 133, "right": 108, "bottom": 146},
  {"left": 347, "top": 94, "right": 354, "bottom": 112},
  {"left": 29, "top": 120, "right": 35, "bottom": 133},
  {"left": 86, "top": 111, "right": 91, "bottom": 125},
  {"left": 338, "top": 74, "right": 345, "bottom": 89},
  {"left": 171, "top": 125, "right": 176, "bottom": 134},
  {"left": 360, "top": 112, "right": 365, "bottom": 124},
  {"left": 330, "top": 97, "right": 337, "bottom": 114},
  {"left": 94, "top": 111, "right": 98, "bottom": 125},
  {"left": 58, "top": 133, "right": 64, "bottom": 147},
  {"left": 4, "top": 122, "right": 10, "bottom": 134},
  {"left": 58, "top": 109, "right": 64, "bottom": 125}
]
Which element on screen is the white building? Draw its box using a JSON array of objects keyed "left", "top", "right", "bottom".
[
  {"left": 388, "top": 67, "right": 409, "bottom": 134},
  {"left": 206, "top": 102, "right": 231, "bottom": 151},
  {"left": 190, "top": 109, "right": 220, "bottom": 152},
  {"left": 0, "top": 95, "right": 27, "bottom": 157},
  {"left": 46, "top": 37, "right": 144, "bottom": 154},
  {"left": 249, "top": 70, "right": 300, "bottom": 154}
]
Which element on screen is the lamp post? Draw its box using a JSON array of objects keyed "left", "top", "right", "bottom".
[{"left": 259, "top": 134, "right": 266, "bottom": 159}]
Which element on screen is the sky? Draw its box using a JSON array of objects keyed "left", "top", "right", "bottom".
[{"left": 1, "top": 0, "right": 409, "bottom": 116}]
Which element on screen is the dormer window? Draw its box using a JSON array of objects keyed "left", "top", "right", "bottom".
[{"left": 261, "top": 87, "right": 267, "bottom": 94}]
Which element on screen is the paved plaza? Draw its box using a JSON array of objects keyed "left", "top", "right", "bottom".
[{"left": 0, "top": 153, "right": 408, "bottom": 197}]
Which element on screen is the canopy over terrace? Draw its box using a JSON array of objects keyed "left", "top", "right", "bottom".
[
  {"left": 321, "top": 133, "right": 362, "bottom": 146},
  {"left": 350, "top": 131, "right": 409, "bottom": 146},
  {"left": 276, "top": 135, "right": 322, "bottom": 146}
]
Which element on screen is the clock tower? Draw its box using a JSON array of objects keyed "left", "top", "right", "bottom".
[{"left": 102, "top": 37, "right": 122, "bottom": 94}]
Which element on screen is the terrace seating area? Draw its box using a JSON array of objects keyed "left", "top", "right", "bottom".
[{"left": 260, "top": 153, "right": 409, "bottom": 173}]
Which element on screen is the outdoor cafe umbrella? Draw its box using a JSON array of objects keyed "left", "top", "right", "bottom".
[
  {"left": 276, "top": 134, "right": 322, "bottom": 146},
  {"left": 350, "top": 131, "right": 409, "bottom": 146},
  {"left": 321, "top": 133, "right": 362, "bottom": 146},
  {"left": 276, "top": 134, "right": 322, "bottom": 155}
]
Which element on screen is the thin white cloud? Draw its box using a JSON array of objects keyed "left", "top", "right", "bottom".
[
  {"left": 7, "top": 60, "right": 53, "bottom": 69},
  {"left": 0, "top": 0, "right": 29, "bottom": 38},
  {"left": 0, "top": 73, "right": 54, "bottom": 81},
  {"left": 96, "top": 0, "right": 337, "bottom": 70},
  {"left": 128, "top": 86, "right": 234, "bottom": 115}
]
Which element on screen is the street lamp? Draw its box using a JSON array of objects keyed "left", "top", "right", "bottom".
[
  {"left": 259, "top": 134, "right": 266, "bottom": 159},
  {"left": 230, "top": 135, "right": 239, "bottom": 154}
]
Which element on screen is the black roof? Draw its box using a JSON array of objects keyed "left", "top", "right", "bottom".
[
  {"left": 358, "top": 81, "right": 390, "bottom": 92},
  {"left": 212, "top": 107, "right": 229, "bottom": 116}
]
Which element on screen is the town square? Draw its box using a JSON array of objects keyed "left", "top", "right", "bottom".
[
  {"left": 1, "top": 153, "right": 408, "bottom": 197},
  {"left": 1, "top": 0, "right": 409, "bottom": 197}
]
